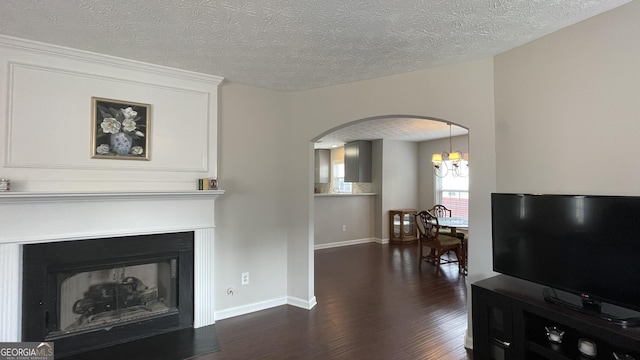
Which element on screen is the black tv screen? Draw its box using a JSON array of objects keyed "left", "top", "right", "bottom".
[{"left": 492, "top": 193, "right": 640, "bottom": 315}]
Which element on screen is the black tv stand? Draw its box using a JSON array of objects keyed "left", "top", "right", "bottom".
[
  {"left": 580, "top": 295, "right": 602, "bottom": 313},
  {"left": 543, "top": 287, "right": 640, "bottom": 327},
  {"left": 473, "top": 275, "right": 640, "bottom": 359}
]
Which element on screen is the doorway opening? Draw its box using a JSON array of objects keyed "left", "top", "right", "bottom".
[{"left": 311, "top": 115, "right": 469, "bottom": 249}]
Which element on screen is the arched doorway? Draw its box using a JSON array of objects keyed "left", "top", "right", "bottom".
[{"left": 311, "top": 115, "right": 469, "bottom": 247}]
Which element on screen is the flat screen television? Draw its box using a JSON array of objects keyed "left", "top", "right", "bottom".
[{"left": 491, "top": 193, "right": 640, "bottom": 326}]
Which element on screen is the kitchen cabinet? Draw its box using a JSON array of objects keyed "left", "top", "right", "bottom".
[
  {"left": 344, "top": 140, "right": 372, "bottom": 183},
  {"left": 314, "top": 149, "right": 330, "bottom": 183}
]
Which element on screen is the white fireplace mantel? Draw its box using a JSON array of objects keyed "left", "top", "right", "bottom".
[
  {"left": 0, "top": 190, "right": 224, "bottom": 244},
  {"left": 0, "top": 190, "right": 225, "bottom": 202},
  {"left": 0, "top": 190, "right": 224, "bottom": 341}
]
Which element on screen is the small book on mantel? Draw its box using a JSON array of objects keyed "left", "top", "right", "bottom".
[{"left": 197, "top": 178, "right": 218, "bottom": 190}]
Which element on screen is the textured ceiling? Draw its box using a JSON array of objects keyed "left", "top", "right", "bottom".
[
  {"left": 0, "top": 1, "right": 630, "bottom": 146},
  {"left": 314, "top": 118, "right": 468, "bottom": 149},
  {"left": 0, "top": 0, "right": 630, "bottom": 92}
]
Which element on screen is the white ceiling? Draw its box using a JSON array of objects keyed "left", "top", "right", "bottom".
[
  {"left": 0, "top": 0, "right": 630, "bottom": 145},
  {"left": 0, "top": 0, "right": 629, "bottom": 92},
  {"left": 313, "top": 117, "right": 468, "bottom": 149}
]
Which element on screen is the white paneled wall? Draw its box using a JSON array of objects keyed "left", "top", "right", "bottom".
[{"left": 0, "top": 35, "right": 222, "bottom": 191}]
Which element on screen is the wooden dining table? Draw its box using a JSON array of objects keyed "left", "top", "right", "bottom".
[
  {"left": 437, "top": 217, "right": 469, "bottom": 274},
  {"left": 437, "top": 217, "right": 468, "bottom": 236}
]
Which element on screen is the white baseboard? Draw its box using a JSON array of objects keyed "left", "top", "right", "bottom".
[
  {"left": 464, "top": 328, "right": 473, "bottom": 349},
  {"left": 288, "top": 295, "right": 317, "bottom": 310},
  {"left": 214, "top": 297, "right": 287, "bottom": 321},
  {"left": 314, "top": 238, "right": 378, "bottom": 250},
  {"left": 214, "top": 296, "right": 318, "bottom": 321}
]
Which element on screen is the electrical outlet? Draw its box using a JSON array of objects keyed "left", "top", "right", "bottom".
[
  {"left": 241, "top": 272, "right": 249, "bottom": 285},
  {"left": 342, "top": 225, "right": 347, "bottom": 232}
]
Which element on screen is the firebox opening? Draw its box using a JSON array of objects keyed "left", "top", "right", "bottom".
[
  {"left": 23, "top": 232, "right": 194, "bottom": 359},
  {"left": 51, "top": 257, "right": 179, "bottom": 339}
]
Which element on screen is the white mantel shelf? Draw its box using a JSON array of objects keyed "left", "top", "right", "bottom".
[
  {"left": 0, "top": 189, "right": 225, "bottom": 245},
  {"left": 0, "top": 190, "right": 225, "bottom": 203}
]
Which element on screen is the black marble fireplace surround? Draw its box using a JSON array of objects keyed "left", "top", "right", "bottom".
[{"left": 22, "top": 232, "right": 194, "bottom": 359}]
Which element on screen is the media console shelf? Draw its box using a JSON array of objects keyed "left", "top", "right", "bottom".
[{"left": 472, "top": 275, "right": 640, "bottom": 360}]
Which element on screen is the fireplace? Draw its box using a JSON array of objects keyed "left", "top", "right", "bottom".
[
  {"left": 22, "top": 232, "right": 194, "bottom": 358},
  {"left": 0, "top": 191, "right": 222, "bottom": 358}
]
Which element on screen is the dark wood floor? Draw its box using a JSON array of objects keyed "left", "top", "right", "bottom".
[{"left": 196, "top": 243, "right": 472, "bottom": 360}]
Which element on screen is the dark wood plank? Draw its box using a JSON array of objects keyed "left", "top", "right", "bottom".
[
  {"left": 196, "top": 243, "right": 472, "bottom": 360},
  {"left": 60, "top": 324, "right": 219, "bottom": 360}
]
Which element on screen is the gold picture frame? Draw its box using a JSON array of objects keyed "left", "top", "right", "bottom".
[{"left": 91, "top": 97, "right": 150, "bottom": 160}]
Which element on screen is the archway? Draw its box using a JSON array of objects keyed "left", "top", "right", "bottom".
[{"left": 311, "top": 115, "right": 469, "bottom": 247}]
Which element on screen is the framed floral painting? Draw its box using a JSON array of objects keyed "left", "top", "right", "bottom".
[{"left": 91, "top": 97, "right": 150, "bottom": 160}]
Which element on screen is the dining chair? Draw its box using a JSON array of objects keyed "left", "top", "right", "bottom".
[
  {"left": 429, "top": 204, "right": 465, "bottom": 239},
  {"left": 462, "top": 233, "right": 469, "bottom": 275},
  {"left": 429, "top": 204, "right": 452, "bottom": 218},
  {"left": 414, "top": 210, "right": 463, "bottom": 272}
]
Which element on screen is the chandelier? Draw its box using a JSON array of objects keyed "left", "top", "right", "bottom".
[{"left": 432, "top": 123, "right": 468, "bottom": 178}]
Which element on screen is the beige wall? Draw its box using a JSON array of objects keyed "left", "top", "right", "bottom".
[
  {"left": 216, "top": 83, "right": 291, "bottom": 310},
  {"left": 372, "top": 139, "right": 384, "bottom": 239},
  {"left": 314, "top": 195, "right": 376, "bottom": 247},
  {"left": 380, "top": 139, "right": 419, "bottom": 241},
  {"left": 494, "top": 1, "right": 640, "bottom": 195},
  {"left": 481, "top": 2, "right": 640, "bottom": 343}
]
